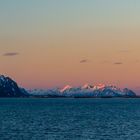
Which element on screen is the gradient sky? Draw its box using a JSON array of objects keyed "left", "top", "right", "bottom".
[{"left": 1, "top": 0, "right": 140, "bottom": 92}]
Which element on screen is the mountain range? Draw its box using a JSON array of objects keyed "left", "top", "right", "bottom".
[
  {"left": 29, "top": 84, "right": 136, "bottom": 98},
  {"left": 0, "top": 75, "right": 137, "bottom": 98}
]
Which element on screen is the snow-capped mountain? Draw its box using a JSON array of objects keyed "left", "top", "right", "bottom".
[
  {"left": 60, "top": 85, "right": 72, "bottom": 93},
  {"left": 0, "top": 75, "right": 28, "bottom": 97},
  {"left": 29, "top": 84, "right": 136, "bottom": 98},
  {"left": 58, "top": 84, "right": 136, "bottom": 97},
  {"left": 82, "top": 84, "right": 94, "bottom": 90},
  {"left": 0, "top": 74, "right": 136, "bottom": 98}
]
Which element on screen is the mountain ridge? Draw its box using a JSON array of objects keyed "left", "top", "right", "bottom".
[
  {"left": 29, "top": 84, "right": 136, "bottom": 98},
  {"left": 0, "top": 75, "right": 137, "bottom": 98},
  {"left": 0, "top": 75, "right": 28, "bottom": 97}
]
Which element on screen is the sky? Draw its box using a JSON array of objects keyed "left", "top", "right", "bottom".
[{"left": 1, "top": 0, "right": 140, "bottom": 92}]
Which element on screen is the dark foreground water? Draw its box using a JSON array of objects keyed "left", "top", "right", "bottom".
[{"left": 0, "top": 98, "right": 140, "bottom": 140}]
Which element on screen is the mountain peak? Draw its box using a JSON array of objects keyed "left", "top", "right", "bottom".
[
  {"left": 82, "top": 84, "right": 93, "bottom": 89},
  {"left": 60, "top": 85, "right": 72, "bottom": 93},
  {"left": 0, "top": 74, "right": 28, "bottom": 97},
  {"left": 94, "top": 83, "right": 106, "bottom": 90}
]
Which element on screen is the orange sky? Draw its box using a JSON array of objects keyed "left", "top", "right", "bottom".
[
  {"left": 1, "top": 0, "right": 140, "bottom": 93},
  {"left": 1, "top": 31, "right": 140, "bottom": 92}
]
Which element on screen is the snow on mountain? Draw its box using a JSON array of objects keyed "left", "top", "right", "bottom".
[
  {"left": 0, "top": 75, "right": 28, "bottom": 97},
  {"left": 82, "top": 84, "right": 93, "bottom": 90},
  {"left": 93, "top": 83, "right": 106, "bottom": 90},
  {"left": 58, "top": 84, "right": 136, "bottom": 97},
  {"left": 60, "top": 85, "right": 72, "bottom": 93},
  {"left": 0, "top": 74, "right": 136, "bottom": 98},
  {"left": 29, "top": 84, "right": 136, "bottom": 98},
  {"left": 28, "top": 89, "right": 48, "bottom": 95},
  {"left": 28, "top": 88, "right": 64, "bottom": 97},
  {"left": 122, "top": 88, "right": 136, "bottom": 97}
]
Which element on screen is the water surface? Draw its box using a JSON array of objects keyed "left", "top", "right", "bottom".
[{"left": 0, "top": 98, "right": 140, "bottom": 140}]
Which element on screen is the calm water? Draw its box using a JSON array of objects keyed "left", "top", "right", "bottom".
[{"left": 0, "top": 98, "right": 140, "bottom": 140}]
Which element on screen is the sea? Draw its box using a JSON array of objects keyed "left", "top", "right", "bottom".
[{"left": 0, "top": 98, "right": 140, "bottom": 140}]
